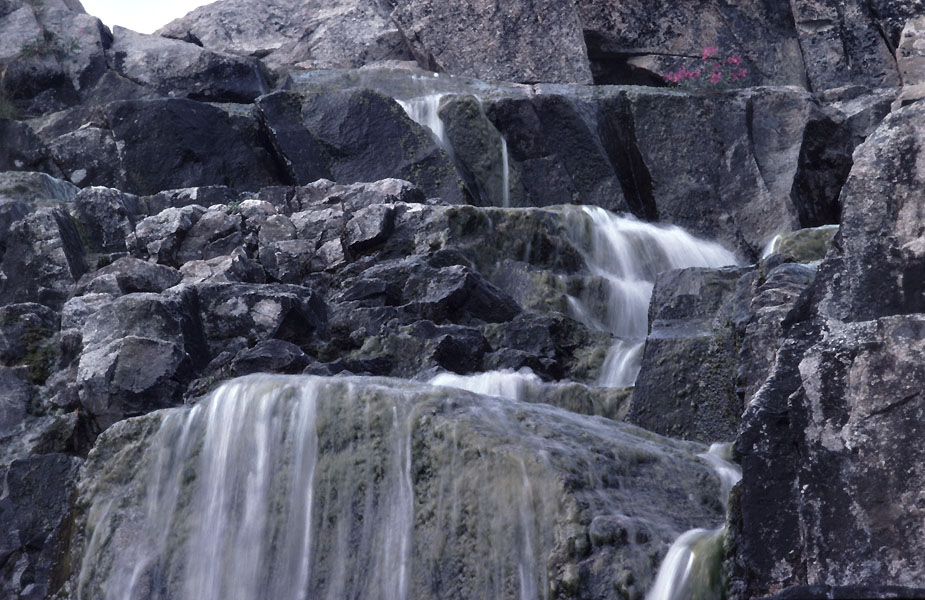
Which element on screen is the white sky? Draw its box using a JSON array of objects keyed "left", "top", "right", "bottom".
[{"left": 80, "top": 0, "right": 216, "bottom": 34}]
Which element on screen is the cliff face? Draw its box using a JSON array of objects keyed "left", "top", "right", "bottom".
[{"left": 0, "top": 0, "right": 924, "bottom": 599}]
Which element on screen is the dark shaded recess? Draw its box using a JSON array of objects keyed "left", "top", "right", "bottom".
[
  {"left": 583, "top": 31, "right": 669, "bottom": 86},
  {"left": 597, "top": 95, "right": 658, "bottom": 221},
  {"left": 789, "top": 114, "right": 853, "bottom": 227}
]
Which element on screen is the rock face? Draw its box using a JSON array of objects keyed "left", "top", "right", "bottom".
[
  {"left": 0, "top": 0, "right": 923, "bottom": 598},
  {"left": 64, "top": 376, "right": 725, "bottom": 600},
  {"left": 730, "top": 100, "right": 925, "bottom": 598}
]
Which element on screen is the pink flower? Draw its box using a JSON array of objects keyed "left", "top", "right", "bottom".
[
  {"left": 737, "top": 68, "right": 748, "bottom": 79},
  {"left": 710, "top": 71, "right": 723, "bottom": 84},
  {"left": 727, "top": 54, "right": 742, "bottom": 66},
  {"left": 702, "top": 46, "right": 718, "bottom": 60}
]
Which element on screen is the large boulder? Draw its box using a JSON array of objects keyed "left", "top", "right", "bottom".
[
  {"left": 0, "top": 0, "right": 110, "bottom": 116},
  {"left": 628, "top": 266, "right": 754, "bottom": 443},
  {"left": 391, "top": 0, "right": 592, "bottom": 84},
  {"left": 75, "top": 290, "right": 207, "bottom": 430},
  {"left": 107, "top": 26, "right": 267, "bottom": 103},
  {"left": 103, "top": 99, "right": 287, "bottom": 195},
  {"left": 257, "top": 90, "right": 462, "bottom": 202},
  {"left": 0, "top": 207, "right": 87, "bottom": 309},
  {"left": 729, "top": 100, "right": 925, "bottom": 598}
]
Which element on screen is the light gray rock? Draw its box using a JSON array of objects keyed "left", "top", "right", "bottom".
[
  {"left": 128, "top": 205, "right": 206, "bottom": 266},
  {"left": 108, "top": 26, "right": 267, "bottom": 103},
  {"left": 156, "top": 0, "right": 411, "bottom": 71}
]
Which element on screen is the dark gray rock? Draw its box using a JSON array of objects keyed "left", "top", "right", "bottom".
[
  {"left": 628, "top": 266, "right": 754, "bottom": 442},
  {"left": 0, "top": 303, "right": 59, "bottom": 385},
  {"left": 730, "top": 100, "right": 925, "bottom": 598},
  {"left": 0, "top": 171, "right": 78, "bottom": 205},
  {"left": 179, "top": 248, "right": 267, "bottom": 285},
  {"left": 391, "top": 0, "right": 592, "bottom": 83},
  {"left": 156, "top": 0, "right": 410, "bottom": 71},
  {"left": 103, "top": 99, "right": 287, "bottom": 195},
  {"left": 128, "top": 205, "right": 205, "bottom": 266},
  {"left": 258, "top": 90, "right": 462, "bottom": 202},
  {"left": 175, "top": 207, "right": 243, "bottom": 264},
  {"left": 230, "top": 339, "right": 309, "bottom": 376},
  {"left": 47, "top": 126, "right": 124, "bottom": 188},
  {"left": 0, "top": 453, "right": 82, "bottom": 600},
  {"left": 68, "top": 186, "right": 142, "bottom": 255},
  {"left": 0, "top": 367, "right": 31, "bottom": 435},
  {"left": 0, "top": 207, "right": 87, "bottom": 308},
  {"left": 193, "top": 282, "right": 326, "bottom": 354},
  {"left": 0, "top": 119, "right": 58, "bottom": 175}
]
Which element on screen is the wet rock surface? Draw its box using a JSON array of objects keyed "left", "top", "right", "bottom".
[{"left": 0, "top": 0, "right": 922, "bottom": 598}]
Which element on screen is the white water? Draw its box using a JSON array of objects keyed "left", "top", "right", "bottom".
[
  {"left": 646, "top": 443, "right": 741, "bottom": 600},
  {"left": 396, "top": 93, "right": 451, "bottom": 152},
  {"left": 429, "top": 368, "right": 542, "bottom": 401},
  {"left": 501, "top": 135, "right": 511, "bottom": 208},
  {"left": 566, "top": 207, "right": 739, "bottom": 386},
  {"left": 76, "top": 377, "right": 412, "bottom": 600}
]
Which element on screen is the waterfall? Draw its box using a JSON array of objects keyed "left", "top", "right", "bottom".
[
  {"left": 397, "top": 94, "right": 451, "bottom": 152},
  {"left": 501, "top": 135, "right": 511, "bottom": 208},
  {"left": 73, "top": 375, "right": 726, "bottom": 600},
  {"left": 75, "top": 376, "right": 412, "bottom": 600},
  {"left": 646, "top": 443, "right": 741, "bottom": 600},
  {"left": 565, "top": 207, "right": 738, "bottom": 386}
]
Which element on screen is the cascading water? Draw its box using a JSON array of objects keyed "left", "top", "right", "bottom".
[
  {"left": 396, "top": 94, "right": 451, "bottom": 153},
  {"left": 565, "top": 207, "right": 738, "bottom": 386},
  {"left": 71, "top": 375, "right": 727, "bottom": 600},
  {"left": 646, "top": 443, "right": 741, "bottom": 600}
]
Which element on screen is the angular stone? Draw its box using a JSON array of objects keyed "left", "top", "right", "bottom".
[
  {"left": 108, "top": 26, "right": 266, "bottom": 103},
  {"left": 194, "top": 282, "right": 326, "bottom": 352},
  {"left": 0, "top": 207, "right": 87, "bottom": 308},
  {"left": 156, "top": 0, "right": 410, "bottom": 71},
  {"left": 69, "top": 187, "right": 142, "bottom": 255},
  {"left": 0, "top": 453, "right": 82, "bottom": 600},
  {"left": 103, "top": 98, "right": 286, "bottom": 195},
  {"left": 628, "top": 266, "right": 754, "bottom": 442},
  {"left": 0, "top": 118, "right": 58, "bottom": 174},
  {"left": 129, "top": 205, "right": 205, "bottom": 266},
  {"left": 391, "top": 0, "right": 592, "bottom": 83},
  {"left": 75, "top": 257, "right": 182, "bottom": 296},
  {"left": 48, "top": 126, "right": 124, "bottom": 188},
  {"left": 176, "top": 207, "right": 244, "bottom": 264}
]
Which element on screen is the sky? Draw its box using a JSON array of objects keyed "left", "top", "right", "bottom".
[{"left": 80, "top": 0, "right": 216, "bottom": 34}]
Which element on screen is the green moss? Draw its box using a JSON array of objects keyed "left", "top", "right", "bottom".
[
  {"left": 20, "top": 30, "right": 80, "bottom": 59},
  {"left": 23, "top": 326, "right": 58, "bottom": 384},
  {"left": 0, "top": 85, "right": 17, "bottom": 120}
]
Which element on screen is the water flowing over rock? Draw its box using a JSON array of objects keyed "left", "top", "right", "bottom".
[
  {"left": 1, "top": 0, "right": 923, "bottom": 597},
  {"left": 66, "top": 375, "right": 725, "bottom": 600}
]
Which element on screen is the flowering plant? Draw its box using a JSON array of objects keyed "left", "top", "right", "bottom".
[{"left": 662, "top": 46, "right": 749, "bottom": 88}]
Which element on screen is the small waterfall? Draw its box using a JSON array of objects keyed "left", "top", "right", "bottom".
[
  {"left": 646, "top": 443, "right": 741, "bottom": 600},
  {"left": 565, "top": 207, "right": 738, "bottom": 386},
  {"left": 75, "top": 376, "right": 413, "bottom": 600},
  {"left": 501, "top": 135, "right": 511, "bottom": 208},
  {"left": 397, "top": 94, "right": 451, "bottom": 152}
]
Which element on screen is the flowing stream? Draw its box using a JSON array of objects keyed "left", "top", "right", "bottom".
[{"left": 564, "top": 207, "right": 738, "bottom": 386}]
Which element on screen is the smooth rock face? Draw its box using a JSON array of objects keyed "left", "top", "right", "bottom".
[{"left": 731, "top": 101, "right": 925, "bottom": 598}]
